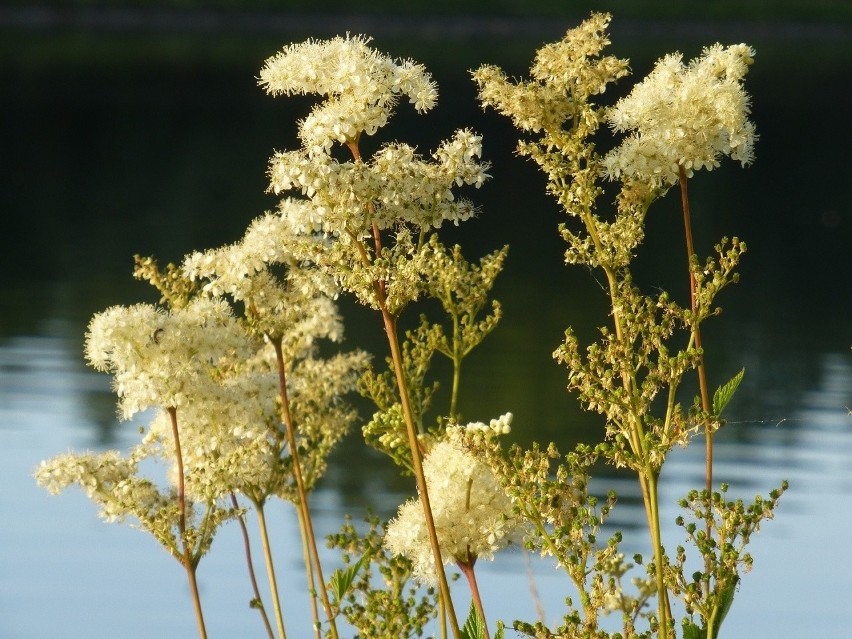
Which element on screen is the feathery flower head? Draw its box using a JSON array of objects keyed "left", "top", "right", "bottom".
[
  {"left": 603, "top": 43, "right": 756, "bottom": 186},
  {"left": 259, "top": 35, "right": 438, "bottom": 155},
  {"left": 85, "top": 298, "right": 251, "bottom": 419},
  {"left": 267, "top": 129, "right": 488, "bottom": 236},
  {"left": 182, "top": 211, "right": 343, "bottom": 347},
  {"left": 384, "top": 427, "right": 520, "bottom": 584}
]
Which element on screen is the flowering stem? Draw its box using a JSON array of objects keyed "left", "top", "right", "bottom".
[
  {"left": 439, "top": 595, "right": 448, "bottom": 639},
  {"left": 381, "top": 309, "right": 462, "bottom": 639},
  {"left": 255, "top": 502, "right": 288, "bottom": 639},
  {"left": 230, "top": 493, "right": 276, "bottom": 639},
  {"left": 577, "top": 208, "right": 672, "bottom": 637},
  {"left": 270, "top": 337, "right": 339, "bottom": 639},
  {"left": 345, "top": 137, "right": 462, "bottom": 639},
  {"left": 646, "top": 471, "right": 671, "bottom": 638},
  {"left": 458, "top": 558, "right": 490, "bottom": 639},
  {"left": 678, "top": 165, "right": 715, "bottom": 597},
  {"left": 449, "top": 313, "right": 462, "bottom": 419},
  {"left": 295, "top": 501, "right": 322, "bottom": 639},
  {"left": 166, "top": 406, "right": 208, "bottom": 639}
]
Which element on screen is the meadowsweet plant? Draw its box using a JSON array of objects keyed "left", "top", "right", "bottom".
[
  {"left": 37, "top": 229, "right": 367, "bottom": 639},
  {"left": 474, "top": 12, "right": 785, "bottom": 639},
  {"left": 258, "top": 34, "right": 510, "bottom": 639},
  {"left": 36, "top": 16, "right": 786, "bottom": 639}
]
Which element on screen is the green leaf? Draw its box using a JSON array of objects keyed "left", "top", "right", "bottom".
[
  {"left": 461, "top": 601, "right": 486, "bottom": 639},
  {"left": 712, "top": 575, "right": 739, "bottom": 639},
  {"left": 495, "top": 620, "right": 505, "bottom": 639},
  {"left": 712, "top": 368, "right": 745, "bottom": 417},
  {"left": 682, "top": 619, "right": 705, "bottom": 639},
  {"left": 329, "top": 554, "right": 367, "bottom": 603}
]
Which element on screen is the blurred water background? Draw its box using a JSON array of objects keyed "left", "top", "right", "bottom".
[{"left": 1, "top": 4, "right": 851, "bottom": 638}]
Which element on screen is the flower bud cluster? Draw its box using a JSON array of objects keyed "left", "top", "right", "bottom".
[{"left": 455, "top": 411, "right": 513, "bottom": 437}]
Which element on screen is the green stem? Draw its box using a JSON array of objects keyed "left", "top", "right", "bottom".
[
  {"left": 678, "top": 165, "right": 715, "bottom": 598},
  {"left": 578, "top": 207, "right": 673, "bottom": 636},
  {"left": 270, "top": 337, "right": 339, "bottom": 639},
  {"left": 255, "top": 502, "right": 288, "bottom": 639},
  {"left": 166, "top": 407, "right": 208, "bottom": 639},
  {"left": 646, "top": 471, "right": 670, "bottom": 638},
  {"left": 230, "top": 493, "right": 276, "bottom": 639},
  {"left": 449, "top": 312, "right": 462, "bottom": 419}
]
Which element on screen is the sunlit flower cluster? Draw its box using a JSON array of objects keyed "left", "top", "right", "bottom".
[
  {"left": 34, "top": 443, "right": 235, "bottom": 562},
  {"left": 384, "top": 429, "right": 521, "bottom": 584},
  {"left": 182, "top": 211, "right": 343, "bottom": 348},
  {"left": 603, "top": 43, "right": 756, "bottom": 186},
  {"left": 85, "top": 299, "right": 252, "bottom": 419},
  {"left": 268, "top": 129, "right": 488, "bottom": 235},
  {"left": 259, "top": 34, "right": 438, "bottom": 155},
  {"left": 135, "top": 346, "right": 366, "bottom": 504},
  {"left": 35, "top": 449, "right": 140, "bottom": 501}
]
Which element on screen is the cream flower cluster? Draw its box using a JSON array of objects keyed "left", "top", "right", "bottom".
[
  {"left": 268, "top": 129, "right": 488, "bottom": 234},
  {"left": 85, "top": 299, "right": 252, "bottom": 419},
  {"left": 34, "top": 448, "right": 170, "bottom": 525},
  {"left": 182, "top": 213, "right": 298, "bottom": 299},
  {"left": 259, "top": 35, "right": 438, "bottom": 155},
  {"left": 384, "top": 428, "right": 520, "bottom": 585},
  {"left": 603, "top": 43, "right": 756, "bottom": 186},
  {"left": 142, "top": 376, "right": 279, "bottom": 502},
  {"left": 182, "top": 211, "right": 343, "bottom": 347},
  {"left": 36, "top": 449, "right": 138, "bottom": 499}
]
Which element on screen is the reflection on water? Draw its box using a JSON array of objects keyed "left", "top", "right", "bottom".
[{"left": 2, "top": 18, "right": 851, "bottom": 639}]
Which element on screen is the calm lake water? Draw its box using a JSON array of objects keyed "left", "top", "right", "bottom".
[{"left": 1, "top": 12, "right": 851, "bottom": 639}]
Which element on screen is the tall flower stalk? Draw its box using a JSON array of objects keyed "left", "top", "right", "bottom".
[
  {"left": 604, "top": 41, "right": 758, "bottom": 612},
  {"left": 230, "top": 493, "right": 276, "bottom": 639},
  {"left": 258, "top": 35, "right": 491, "bottom": 638},
  {"left": 474, "top": 13, "right": 778, "bottom": 638},
  {"left": 166, "top": 406, "right": 208, "bottom": 639},
  {"left": 34, "top": 20, "right": 788, "bottom": 639}
]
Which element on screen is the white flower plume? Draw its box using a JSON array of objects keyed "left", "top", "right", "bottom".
[
  {"left": 603, "top": 43, "right": 757, "bottom": 187},
  {"left": 259, "top": 34, "right": 438, "bottom": 155},
  {"left": 384, "top": 427, "right": 520, "bottom": 585}
]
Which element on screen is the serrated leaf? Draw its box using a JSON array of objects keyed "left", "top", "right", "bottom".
[
  {"left": 329, "top": 554, "right": 367, "bottom": 603},
  {"left": 682, "top": 619, "right": 705, "bottom": 639},
  {"left": 712, "top": 368, "right": 745, "bottom": 417},
  {"left": 461, "top": 601, "right": 486, "bottom": 639}
]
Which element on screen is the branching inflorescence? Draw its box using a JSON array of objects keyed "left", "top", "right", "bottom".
[{"left": 36, "top": 16, "right": 785, "bottom": 639}]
